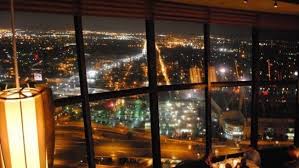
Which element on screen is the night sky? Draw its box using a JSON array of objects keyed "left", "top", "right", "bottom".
[
  {"left": 0, "top": 11, "right": 298, "bottom": 40},
  {"left": 0, "top": 11, "right": 245, "bottom": 33}
]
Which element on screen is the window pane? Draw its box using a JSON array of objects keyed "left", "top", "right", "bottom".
[
  {"left": 0, "top": 12, "right": 13, "bottom": 87},
  {"left": 210, "top": 24, "right": 252, "bottom": 82},
  {"left": 83, "top": 17, "right": 148, "bottom": 93},
  {"left": 257, "top": 85, "right": 296, "bottom": 148},
  {"left": 158, "top": 89, "right": 205, "bottom": 166},
  {"left": 90, "top": 94, "right": 152, "bottom": 167},
  {"left": 211, "top": 86, "right": 251, "bottom": 156},
  {"left": 54, "top": 104, "right": 87, "bottom": 168},
  {"left": 155, "top": 21, "right": 205, "bottom": 85},
  {"left": 258, "top": 30, "right": 299, "bottom": 81},
  {"left": 15, "top": 12, "right": 79, "bottom": 98}
]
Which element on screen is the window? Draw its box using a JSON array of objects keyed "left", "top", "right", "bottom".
[
  {"left": 158, "top": 89, "right": 205, "bottom": 165},
  {"left": 258, "top": 30, "right": 299, "bottom": 81},
  {"left": 1, "top": 4, "right": 299, "bottom": 167},
  {"left": 89, "top": 94, "right": 152, "bottom": 167},
  {"left": 210, "top": 25, "right": 252, "bottom": 82},
  {"left": 155, "top": 21, "right": 205, "bottom": 85},
  {"left": 83, "top": 17, "right": 148, "bottom": 93},
  {"left": 210, "top": 24, "right": 252, "bottom": 156},
  {"left": 0, "top": 12, "right": 13, "bottom": 88},
  {"left": 54, "top": 104, "right": 87, "bottom": 167},
  {"left": 257, "top": 85, "right": 296, "bottom": 148},
  {"left": 14, "top": 12, "right": 79, "bottom": 98},
  {"left": 211, "top": 86, "right": 251, "bottom": 156}
]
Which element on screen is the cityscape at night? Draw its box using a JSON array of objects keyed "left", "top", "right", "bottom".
[
  {"left": 0, "top": 15, "right": 298, "bottom": 167},
  {"left": 1, "top": 0, "right": 299, "bottom": 167}
]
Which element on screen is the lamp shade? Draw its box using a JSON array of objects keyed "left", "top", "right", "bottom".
[
  {"left": 0, "top": 87, "right": 55, "bottom": 168},
  {"left": 208, "top": 66, "right": 217, "bottom": 82}
]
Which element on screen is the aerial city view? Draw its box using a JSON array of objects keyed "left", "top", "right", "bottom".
[{"left": 0, "top": 14, "right": 297, "bottom": 167}]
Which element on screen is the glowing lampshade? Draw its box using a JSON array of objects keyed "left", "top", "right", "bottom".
[
  {"left": 0, "top": 87, "right": 54, "bottom": 168},
  {"left": 208, "top": 66, "right": 217, "bottom": 82},
  {"left": 0, "top": 144, "right": 4, "bottom": 168}
]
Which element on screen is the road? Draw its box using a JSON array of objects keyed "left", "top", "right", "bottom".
[
  {"left": 54, "top": 122, "right": 229, "bottom": 167},
  {"left": 54, "top": 122, "right": 292, "bottom": 168}
]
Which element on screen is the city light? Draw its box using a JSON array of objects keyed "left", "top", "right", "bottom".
[
  {"left": 87, "top": 70, "right": 97, "bottom": 78},
  {"left": 0, "top": 21, "right": 297, "bottom": 167},
  {"left": 219, "top": 67, "right": 227, "bottom": 74}
]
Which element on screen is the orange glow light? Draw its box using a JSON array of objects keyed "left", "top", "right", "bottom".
[{"left": 0, "top": 88, "right": 54, "bottom": 168}]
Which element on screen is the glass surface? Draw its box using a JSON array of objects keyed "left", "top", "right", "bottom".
[
  {"left": 211, "top": 86, "right": 251, "bottom": 156},
  {"left": 83, "top": 17, "right": 148, "bottom": 93},
  {"left": 257, "top": 85, "right": 296, "bottom": 148},
  {"left": 210, "top": 24, "right": 252, "bottom": 82},
  {"left": 155, "top": 21, "right": 205, "bottom": 85},
  {"left": 0, "top": 12, "right": 13, "bottom": 88},
  {"left": 54, "top": 104, "right": 87, "bottom": 168},
  {"left": 13, "top": 12, "right": 79, "bottom": 98},
  {"left": 90, "top": 94, "right": 152, "bottom": 167},
  {"left": 158, "top": 89, "right": 205, "bottom": 166},
  {"left": 258, "top": 30, "right": 299, "bottom": 81}
]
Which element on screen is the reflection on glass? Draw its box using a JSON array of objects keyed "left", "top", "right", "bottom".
[
  {"left": 210, "top": 24, "right": 252, "bottom": 82},
  {"left": 54, "top": 104, "right": 87, "bottom": 168},
  {"left": 155, "top": 21, "right": 205, "bottom": 85},
  {"left": 158, "top": 89, "right": 205, "bottom": 166},
  {"left": 211, "top": 86, "right": 251, "bottom": 156},
  {"left": 10, "top": 12, "right": 78, "bottom": 98},
  {"left": 257, "top": 85, "right": 296, "bottom": 148},
  {"left": 258, "top": 30, "right": 299, "bottom": 81},
  {"left": 90, "top": 94, "right": 152, "bottom": 167},
  {"left": 83, "top": 17, "right": 148, "bottom": 93}
]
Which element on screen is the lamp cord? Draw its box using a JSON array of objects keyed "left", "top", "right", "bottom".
[{"left": 10, "top": 0, "right": 20, "bottom": 90}]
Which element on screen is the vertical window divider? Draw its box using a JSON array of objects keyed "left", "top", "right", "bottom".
[
  {"left": 204, "top": 23, "right": 212, "bottom": 154},
  {"left": 145, "top": 0, "right": 162, "bottom": 167},
  {"left": 295, "top": 32, "right": 299, "bottom": 146},
  {"left": 251, "top": 27, "right": 259, "bottom": 148},
  {"left": 73, "top": 1, "right": 96, "bottom": 167}
]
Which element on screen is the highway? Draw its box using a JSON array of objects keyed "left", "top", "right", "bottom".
[{"left": 53, "top": 122, "right": 255, "bottom": 168}]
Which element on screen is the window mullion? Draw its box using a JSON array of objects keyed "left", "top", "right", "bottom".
[
  {"left": 204, "top": 23, "right": 212, "bottom": 154},
  {"left": 145, "top": 0, "right": 162, "bottom": 167},
  {"left": 73, "top": 13, "right": 96, "bottom": 168}
]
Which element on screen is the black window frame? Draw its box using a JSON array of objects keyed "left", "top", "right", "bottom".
[{"left": 37, "top": 2, "right": 299, "bottom": 168}]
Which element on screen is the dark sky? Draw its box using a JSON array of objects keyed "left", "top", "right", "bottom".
[
  {"left": 0, "top": 12, "right": 244, "bottom": 34},
  {"left": 0, "top": 12, "right": 74, "bottom": 30},
  {"left": 0, "top": 12, "right": 203, "bottom": 34},
  {"left": 0, "top": 11, "right": 297, "bottom": 40}
]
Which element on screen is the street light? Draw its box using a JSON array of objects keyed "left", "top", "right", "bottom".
[{"left": 219, "top": 67, "right": 227, "bottom": 74}]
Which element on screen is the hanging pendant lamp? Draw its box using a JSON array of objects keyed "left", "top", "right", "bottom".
[{"left": 0, "top": 0, "right": 55, "bottom": 168}]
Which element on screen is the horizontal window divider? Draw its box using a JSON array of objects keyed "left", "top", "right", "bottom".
[
  {"left": 256, "top": 80, "right": 297, "bottom": 86},
  {"left": 54, "top": 87, "right": 150, "bottom": 106},
  {"left": 157, "top": 83, "right": 206, "bottom": 92},
  {"left": 54, "top": 95, "right": 82, "bottom": 107},
  {"left": 52, "top": 79, "right": 298, "bottom": 107},
  {"left": 89, "top": 87, "right": 149, "bottom": 101},
  {"left": 211, "top": 81, "right": 252, "bottom": 87}
]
